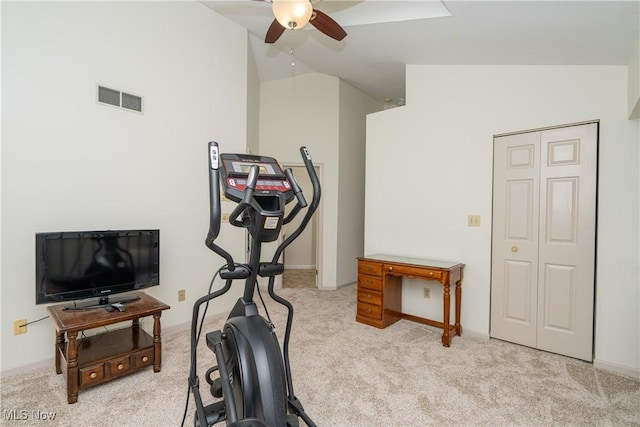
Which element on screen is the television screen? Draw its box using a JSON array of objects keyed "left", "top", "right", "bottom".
[{"left": 36, "top": 229, "right": 159, "bottom": 305}]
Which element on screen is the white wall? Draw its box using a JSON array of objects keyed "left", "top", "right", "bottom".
[
  {"left": 366, "top": 65, "right": 639, "bottom": 374},
  {"left": 1, "top": 2, "right": 251, "bottom": 373},
  {"left": 247, "top": 40, "right": 261, "bottom": 155},
  {"left": 336, "top": 80, "right": 382, "bottom": 285},
  {"left": 259, "top": 73, "right": 382, "bottom": 288},
  {"left": 629, "top": 40, "right": 640, "bottom": 119}
]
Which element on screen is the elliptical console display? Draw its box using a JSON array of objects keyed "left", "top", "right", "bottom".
[
  {"left": 218, "top": 153, "right": 299, "bottom": 243},
  {"left": 186, "top": 142, "right": 320, "bottom": 427},
  {"left": 219, "top": 153, "right": 293, "bottom": 202}
]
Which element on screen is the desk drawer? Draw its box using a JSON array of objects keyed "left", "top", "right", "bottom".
[
  {"left": 357, "top": 301, "right": 382, "bottom": 320},
  {"left": 134, "top": 349, "right": 154, "bottom": 368},
  {"left": 109, "top": 356, "right": 131, "bottom": 376},
  {"left": 358, "top": 274, "right": 382, "bottom": 291},
  {"left": 386, "top": 264, "right": 442, "bottom": 281},
  {"left": 80, "top": 364, "right": 104, "bottom": 386},
  {"left": 358, "top": 260, "right": 383, "bottom": 276},
  {"left": 357, "top": 289, "right": 382, "bottom": 306}
]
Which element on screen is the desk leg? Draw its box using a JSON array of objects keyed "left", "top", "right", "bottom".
[
  {"left": 442, "top": 283, "right": 451, "bottom": 347},
  {"left": 153, "top": 312, "right": 162, "bottom": 373},
  {"left": 54, "top": 330, "right": 64, "bottom": 374},
  {"left": 66, "top": 332, "right": 79, "bottom": 404},
  {"left": 455, "top": 279, "right": 462, "bottom": 336}
]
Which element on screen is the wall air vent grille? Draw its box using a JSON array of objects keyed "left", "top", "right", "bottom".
[
  {"left": 122, "top": 92, "right": 143, "bottom": 112},
  {"left": 96, "top": 85, "right": 143, "bottom": 113},
  {"left": 98, "top": 86, "right": 120, "bottom": 107}
]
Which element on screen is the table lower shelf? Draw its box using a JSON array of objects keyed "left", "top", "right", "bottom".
[{"left": 59, "top": 327, "right": 155, "bottom": 390}]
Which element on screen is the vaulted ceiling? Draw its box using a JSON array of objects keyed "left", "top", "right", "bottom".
[{"left": 203, "top": 1, "right": 640, "bottom": 104}]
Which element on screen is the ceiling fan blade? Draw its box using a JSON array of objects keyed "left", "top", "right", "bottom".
[
  {"left": 265, "top": 18, "right": 286, "bottom": 43},
  {"left": 310, "top": 9, "right": 347, "bottom": 41}
]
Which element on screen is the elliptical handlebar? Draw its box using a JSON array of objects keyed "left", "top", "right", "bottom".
[
  {"left": 206, "top": 141, "right": 221, "bottom": 242},
  {"left": 228, "top": 164, "right": 260, "bottom": 228},
  {"left": 300, "top": 146, "right": 321, "bottom": 214},
  {"left": 285, "top": 168, "right": 307, "bottom": 208},
  {"left": 205, "top": 141, "right": 235, "bottom": 269},
  {"left": 273, "top": 146, "right": 321, "bottom": 264}
]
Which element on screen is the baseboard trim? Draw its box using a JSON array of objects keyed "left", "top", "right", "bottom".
[
  {"left": 462, "top": 329, "right": 490, "bottom": 341},
  {"left": 1, "top": 357, "right": 53, "bottom": 379},
  {"left": 331, "top": 281, "right": 355, "bottom": 290},
  {"left": 593, "top": 358, "right": 640, "bottom": 380},
  {"left": 284, "top": 265, "right": 314, "bottom": 270},
  {"left": 163, "top": 319, "right": 192, "bottom": 336}
]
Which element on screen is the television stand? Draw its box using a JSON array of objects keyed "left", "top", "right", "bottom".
[{"left": 47, "top": 293, "right": 170, "bottom": 403}]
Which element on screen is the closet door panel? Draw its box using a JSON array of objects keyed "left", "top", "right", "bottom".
[
  {"left": 537, "top": 123, "right": 597, "bottom": 361},
  {"left": 490, "top": 132, "right": 540, "bottom": 347}
]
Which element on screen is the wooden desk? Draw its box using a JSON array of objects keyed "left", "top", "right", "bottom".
[
  {"left": 356, "top": 254, "right": 464, "bottom": 346},
  {"left": 47, "top": 293, "right": 170, "bottom": 403}
]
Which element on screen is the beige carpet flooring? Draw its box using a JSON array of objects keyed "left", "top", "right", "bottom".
[
  {"left": 1, "top": 284, "right": 639, "bottom": 426},
  {"left": 283, "top": 268, "right": 316, "bottom": 288}
]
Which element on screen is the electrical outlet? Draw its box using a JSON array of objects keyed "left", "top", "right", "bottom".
[
  {"left": 468, "top": 215, "right": 481, "bottom": 227},
  {"left": 178, "top": 289, "right": 186, "bottom": 302},
  {"left": 423, "top": 288, "right": 430, "bottom": 299},
  {"left": 14, "top": 319, "right": 27, "bottom": 335}
]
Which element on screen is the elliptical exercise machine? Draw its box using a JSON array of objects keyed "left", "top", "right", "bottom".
[{"left": 187, "top": 141, "right": 320, "bottom": 427}]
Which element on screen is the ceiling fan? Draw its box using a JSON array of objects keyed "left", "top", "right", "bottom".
[
  {"left": 206, "top": 1, "right": 452, "bottom": 46},
  {"left": 261, "top": 0, "right": 347, "bottom": 44}
]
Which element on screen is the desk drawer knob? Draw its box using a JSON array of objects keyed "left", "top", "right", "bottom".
[
  {"left": 366, "top": 294, "right": 372, "bottom": 298},
  {"left": 117, "top": 363, "right": 124, "bottom": 371},
  {"left": 388, "top": 266, "right": 393, "bottom": 271},
  {"left": 366, "top": 280, "right": 372, "bottom": 285},
  {"left": 142, "top": 356, "right": 149, "bottom": 363},
  {"left": 90, "top": 372, "right": 97, "bottom": 379},
  {"left": 366, "top": 266, "right": 372, "bottom": 271},
  {"left": 429, "top": 272, "right": 433, "bottom": 277},
  {"left": 366, "top": 309, "right": 372, "bottom": 314}
]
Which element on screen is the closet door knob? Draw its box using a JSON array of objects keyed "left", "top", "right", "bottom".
[{"left": 511, "top": 246, "right": 518, "bottom": 252}]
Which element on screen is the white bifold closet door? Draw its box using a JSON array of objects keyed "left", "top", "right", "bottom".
[{"left": 490, "top": 122, "right": 597, "bottom": 361}]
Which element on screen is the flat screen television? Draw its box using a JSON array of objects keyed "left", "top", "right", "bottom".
[{"left": 36, "top": 229, "right": 159, "bottom": 309}]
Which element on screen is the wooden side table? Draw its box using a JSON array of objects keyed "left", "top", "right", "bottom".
[{"left": 47, "top": 293, "right": 170, "bottom": 403}]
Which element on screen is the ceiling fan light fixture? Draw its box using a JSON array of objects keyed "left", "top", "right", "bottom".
[{"left": 272, "top": 0, "right": 313, "bottom": 30}]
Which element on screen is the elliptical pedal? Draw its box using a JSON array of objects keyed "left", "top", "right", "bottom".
[
  {"left": 210, "top": 377, "right": 223, "bottom": 398},
  {"left": 205, "top": 365, "right": 223, "bottom": 398}
]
